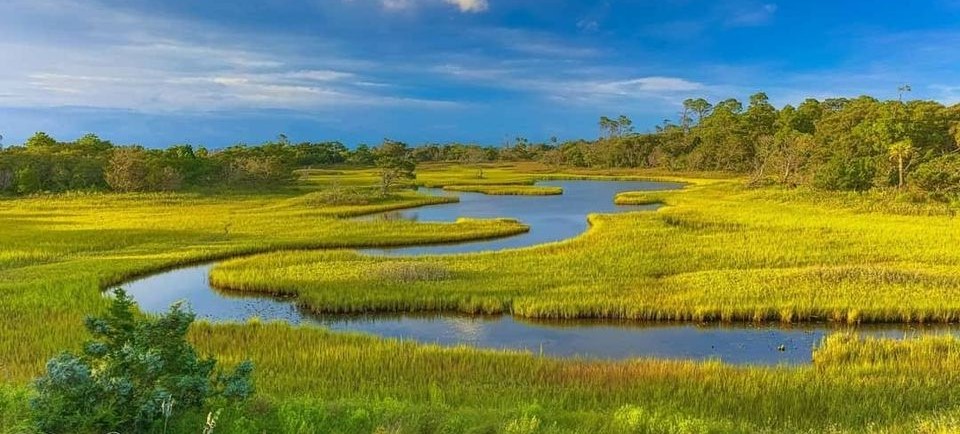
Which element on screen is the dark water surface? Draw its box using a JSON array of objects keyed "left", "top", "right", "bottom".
[{"left": 119, "top": 180, "right": 957, "bottom": 365}]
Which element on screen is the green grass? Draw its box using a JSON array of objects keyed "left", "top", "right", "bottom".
[
  {"left": 442, "top": 184, "right": 564, "bottom": 196},
  {"left": 213, "top": 177, "right": 960, "bottom": 324},
  {"left": 4, "top": 162, "right": 960, "bottom": 432},
  {"left": 0, "top": 182, "right": 527, "bottom": 384},
  {"left": 6, "top": 326, "right": 960, "bottom": 432}
]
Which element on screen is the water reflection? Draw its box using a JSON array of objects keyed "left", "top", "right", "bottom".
[
  {"left": 119, "top": 262, "right": 960, "bottom": 366},
  {"left": 118, "top": 180, "right": 957, "bottom": 366},
  {"left": 359, "top": 181, "right": 680, "bottom": 255}
]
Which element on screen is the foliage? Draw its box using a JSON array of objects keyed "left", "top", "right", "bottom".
[
  {"left": 375, "top": 139, "right": 416, "bottom": 194},
  {"left": 105, "top": 147, "right": 151, "bottom": 192},
  {"left": 910, "top": 154, "right": 960, "bottom": 197},
  {"left": 814, "top": 156, "right": 878, "bottom": 191},
  {"left": 30, "top": 289, "right": 254, "bottom": 433},
  {"left": 535, "top": 95, "right": 960, "bottom": 198}
]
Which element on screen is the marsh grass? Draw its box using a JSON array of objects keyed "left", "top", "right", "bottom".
[
  {"left": 375, "top": 262, "right": 452, "bottom": 283},
  {"left": 5, "top": 163, "right": 960, "bottom": 432},
  {"left": 214, "top": 176, "right": 960, "bottom": 325}
]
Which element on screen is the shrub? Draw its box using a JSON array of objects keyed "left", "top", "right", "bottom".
[
  {"left": 814, "top": 157, "right": 877, "bottom": 191},
  {"left": 31, "top": 289, "right": 254, "bottom": 433},
  {"left": 910, "top": 154, "right": 960, "bottom": 196}
]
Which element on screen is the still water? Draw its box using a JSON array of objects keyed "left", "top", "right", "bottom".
[
  {"left": 359, "top": 180, "right": 680, "bottom": 255},
  {"left": 119, "top": 180, "right": 957, "bottom": 365}
]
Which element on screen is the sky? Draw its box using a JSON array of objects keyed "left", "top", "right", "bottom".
[{"left": 2, "top": 0, "right": 960, "bottom": 148}]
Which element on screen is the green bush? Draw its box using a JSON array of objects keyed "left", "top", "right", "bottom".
[
  {"left": 814, "top": 157, "right": 877, "bottom": 191},
  {"left": 30, "top": 290, "right": 254, "bottom": 433},
  {"left": 910, "top": 154, "right": 960, "bottom": 196}
]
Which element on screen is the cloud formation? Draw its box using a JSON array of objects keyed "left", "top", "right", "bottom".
[
  {"left": 0, "top": 0, "right": 454, "bottom": 112},
  {"left": 444, "top": 0, "right": 488, "bottom": 13},
  {"left": 372, "top": 0, "right": 488, "bottom": 13}
]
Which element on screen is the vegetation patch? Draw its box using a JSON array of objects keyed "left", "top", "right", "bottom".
[
  {"left": 214, "top": 177, "right": 960, "bottom": 325},
  {"left": 375, "top": 262, "right": 453, "bottom": 283}
]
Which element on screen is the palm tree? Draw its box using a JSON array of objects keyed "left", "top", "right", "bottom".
[{"left": 888, "top": 139, "right": 915, "bottom": 189}]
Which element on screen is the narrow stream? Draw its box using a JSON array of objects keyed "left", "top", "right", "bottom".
[{"left": 118, "top": 180, "right": 959, "bottom": 365}]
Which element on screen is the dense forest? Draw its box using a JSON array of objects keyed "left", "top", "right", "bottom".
[{"left": 2, "top": 92, "right": 959, "bottom": 197}]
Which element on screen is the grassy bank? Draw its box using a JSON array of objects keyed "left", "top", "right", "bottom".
[
  {"left": 212, "top": 177, "right": 960, "bottom": 324},
  {"left": 0, "top": 184, "right": 527, "bottom": 384},
  {"left": 5, "top": 328, "right": 960, "bottom": 432}
]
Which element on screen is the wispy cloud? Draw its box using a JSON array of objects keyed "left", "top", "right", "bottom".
[
  {"left": 724, "top": 3, "right": 778, "bottom": 27},
  {"left": 0, "top": 0, "right": 455, "bottom": 112},
  {"left": 433, "top": 62, "right": 707, "bottom": 106},
  {"left": 352, "top": 0, "right": 488, "bottom": 13}
]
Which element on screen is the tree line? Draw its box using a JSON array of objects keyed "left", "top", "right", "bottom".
[
  {"left": 0, "top": 132, "right": 556, "bottom": 195},
  {"left": 3, "top": 92, "right": 959, "bottom": 196},
  {"left": 553, "top": 93, "right": 960, "bottom": 196},
  {"left": 0, "top": 133, "right": 355, "bottom": 194}
]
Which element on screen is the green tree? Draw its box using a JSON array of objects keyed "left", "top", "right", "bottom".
[
  {"left": 349, "top": 144, "right": 376, "bottom": 165},
  {"left": 684, "top": 98, "right": 713, "bottom": 125},
  {"left": 746, "top": 92, "right": 778, "bottom": 140},
  {"left": 31, "top": 289, "right": 254, "bottom": 433},
  {"left": 15, "top": 165, "right": 42, "bottom": 194},
  {"left": 910, "top": 154, "right": 960, "bottom": 196},
  {"left": 73, "top": 133, "right": 113, "bottom": 153},
  {"left": 375, "top": 139, "right": 416, "bottom": 195},
  {"left": 24, "top": 132, "right": 57, "bottom": 149}
]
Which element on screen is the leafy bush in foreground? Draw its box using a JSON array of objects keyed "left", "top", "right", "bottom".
[{"left": 31, "top": 289, "right": 254, "bottom": 433}]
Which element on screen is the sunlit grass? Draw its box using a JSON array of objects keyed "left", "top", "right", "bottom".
[
  {"left": 214, "top": 177, "right": 960, "bottom": 324},
  {"left": 0, "top": 177, "right": 527, "bottom": 384},
  {"left": 5, "top": 162, "right": 960, "bottom": 431}
]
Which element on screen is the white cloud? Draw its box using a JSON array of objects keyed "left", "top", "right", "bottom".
[
  {"left": 0, "top": 0, "right": 454, "bottom": 112},
  {"left": 444, "top": 0, "right": 488, "bottom": 13},
  {"left": 589, "top": 77, "right": 705, "bottom": 95},
  {"left": 433, "top": 60, "right": 707, "bottom": 105},
  {"left": 367, "top": 0, "right": 488, "bottom": 13}
]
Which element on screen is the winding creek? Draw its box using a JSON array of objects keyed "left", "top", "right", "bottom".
[{"left": 118, "top": 180, "right": 960, "bottom": 365}]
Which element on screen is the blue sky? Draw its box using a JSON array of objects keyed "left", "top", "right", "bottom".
[{"left": 1, "top": 0, "right": 960, "bottom": 148}]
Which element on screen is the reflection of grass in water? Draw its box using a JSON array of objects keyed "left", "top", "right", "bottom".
[{"left": 443, "top": 185, "right": 563, "bottom": 196}]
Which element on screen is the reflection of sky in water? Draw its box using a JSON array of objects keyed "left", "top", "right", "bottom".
[
  {"left": 120, "top": 266, "right": 960, "bottom": 366},
  {"left": 359, "top": 180, "right": 680, "bottom": 255},
  {"left": 118, "top": 180, "right": 960, "bottom": 365}
]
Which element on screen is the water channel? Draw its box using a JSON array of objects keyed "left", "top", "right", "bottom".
[{"left": 119, "top": 180, "right": 957, "bottom": 365}]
